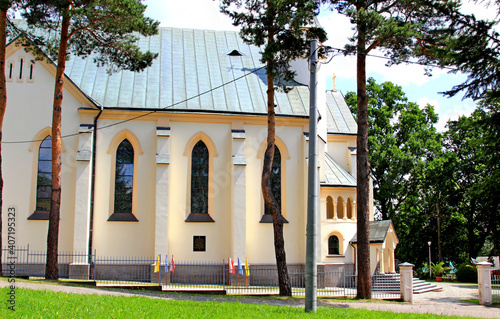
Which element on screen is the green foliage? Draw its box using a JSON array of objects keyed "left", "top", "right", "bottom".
[
  {"left": 220, "top": 0, "right": 326, "bottom": 91},
  {"left": 20, "top": 0, "right": 159, "bottom": 73},
  {"left": 456, "top": 263, "right": 478, "bottom": 283},
  {"left": 345, "top": 78, "right": 441, "bottom": 221}
]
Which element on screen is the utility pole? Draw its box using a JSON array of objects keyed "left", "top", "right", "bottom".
[{"left": 305, "top": 38, "right": 318, "bottom": 313}]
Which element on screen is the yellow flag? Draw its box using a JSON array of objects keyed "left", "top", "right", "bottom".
[
  {"left": 245, "top": 257, "right": 250, "bottom": 277},
  {"left": 154, "top": 255, "right": 160, "bottom": 273}
]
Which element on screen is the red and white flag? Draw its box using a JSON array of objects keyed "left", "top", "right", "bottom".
[
  {"left": 229, "top": 257, "right": 235, "bottom": 274},
  {"left": 170, "top": 255, "right": 175, "bottom": 273}
]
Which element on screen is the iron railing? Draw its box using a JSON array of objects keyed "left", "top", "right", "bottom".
[
  {"left": 2, "top": 247, "right": 401, "bottom": 299},
  {"left": 492, "top": 274, "right": 500, "bottom": 304}
]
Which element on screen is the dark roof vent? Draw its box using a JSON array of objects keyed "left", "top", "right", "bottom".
[{"left": 227, "top": 49, "right": 243, "bottom": 56}]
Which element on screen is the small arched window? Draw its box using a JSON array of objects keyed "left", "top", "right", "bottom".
[
  {"left": 36, "top": 135, "right": 52, "bottom": 212},
  {"left": 326, "top": 196, "right": 334, "bottom": 219},
  {"left": 328, "top": 235, "right": 340, "bottom": 255},
  {"left": 114, "top": 139, "right": 134, "bottom": 215},
  {"left": 191, "top": 140, "right": 209, "bottom": 215}
]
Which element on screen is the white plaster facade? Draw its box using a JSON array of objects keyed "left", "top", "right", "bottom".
[{"left": 2, "top": 27, "right": 398, "bottom": 274}]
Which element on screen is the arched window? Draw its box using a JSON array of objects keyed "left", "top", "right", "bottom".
[
  {"left": 114, "top": 139, "right": 134, "bottom": 215},
  {"left": 36, "top": 135, "right": 52, "bottom": 212},
  {"left": 337, "top": 196, "right": 344, "bottom": 219},
  {"left": 191, "top": 140, "right": 209, "bottom": 215},
  {"left": 326, "top": 196, "right": 334, "bottom": 219},
  {"left": 328, "top": 235, "right": 340, "bottom": 255},
  {"left": 347, "top": 198, "right": 353, "bottom": 219},
  {"left": 265, "top": 146, "right": 281, "bottom": 215}
]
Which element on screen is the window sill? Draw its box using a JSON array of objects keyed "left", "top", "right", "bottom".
[
  {"left": 28, "top": 211, "right": 49, "bottom": 220},
  {"left": 326, "top": 255, "right": 345, "bottom": 258},
  {"left": 108, "top": 213, "right": 139, "bottom": 222},
  {"left": 185, "top": 213, "right": 215, "bottom": 222},
  {"left": 259, "top": 214, "right": 289, "bottom": 224}
]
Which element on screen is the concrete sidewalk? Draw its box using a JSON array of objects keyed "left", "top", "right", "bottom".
[
  {"left": 1, "top": 280, "right": 498, "bottom": 318},
  {"left": 322, "top": 282, "right": 499, "bottom": 318}
]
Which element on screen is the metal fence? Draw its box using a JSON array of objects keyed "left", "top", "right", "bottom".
[
  {"left": 2, "top": 246, "right": 94, "bottom": 280},
  {"left": 493, "top": 274, "right": 500, "bottom": 304},
  {"left": 1, "top": 247, "right": 400, "bottom": 299}
]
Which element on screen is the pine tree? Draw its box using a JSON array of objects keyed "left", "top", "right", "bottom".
[
  {"left": 21, "top": 0, "right": 159, "bottom": 280},
  {"left": 220, "top": 0, "right": 326, "bottom": 296}
]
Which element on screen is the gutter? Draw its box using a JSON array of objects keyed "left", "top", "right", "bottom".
[{"left": 88, "top": 106, "right": 103, "bottom": 267}]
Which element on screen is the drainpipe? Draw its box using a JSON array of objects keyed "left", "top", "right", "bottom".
[
  {"left": 350, "top": 242, "right": 357, "bottom": 273},
  {"left": 88, "top": 106, "right": 103, "bottom": 265}
]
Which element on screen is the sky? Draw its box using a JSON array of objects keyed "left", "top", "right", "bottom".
[{"left": 143, "top": 0, "right": 497, "bottom": 132}]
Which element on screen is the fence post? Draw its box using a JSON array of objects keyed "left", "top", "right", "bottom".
[
  {"left": 399, "top": 262, "right": 414, "bottom": 304},
  {"left": 477, "top": 261, "right": 492, "bottom": 306}
]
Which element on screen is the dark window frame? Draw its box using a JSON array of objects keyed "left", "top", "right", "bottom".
[
  {"left": 108, "top": 139, "right": 138, "bottom": 222},
  {"left": 29, "top": 135, "right": 52, "bottom": 220},
  {"left": 260, "top": 146, "right": 287, "bottom": 223},
  {"left": 328, "top": 235, "right": 340, "bottom": 255},
  {"left": 186, "top": 140, "right": 214, "bottom": 222}
]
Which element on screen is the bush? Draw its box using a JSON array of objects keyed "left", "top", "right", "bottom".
[{"left": 456, "top": 263, "right": 478, "bottom": 283}]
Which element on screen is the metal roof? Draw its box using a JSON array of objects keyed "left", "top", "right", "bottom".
[
  {"left": 322, "top": 153, "right": 356, "bottom": 187},
  {"left": 350, "top": 220, "right": 397, "bottom": 244},
  {"left": 62, "top": 27, "right": 310, "bottom": 116},
  {"left": 325, "top": 90, "right": 357, "bottom": 134}
]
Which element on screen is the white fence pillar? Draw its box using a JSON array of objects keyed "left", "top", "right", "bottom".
[
  {"left": 400, "top": 262, "right": 414, "bottom": 304},
  {"left": 477, "top": 261, "right": 492, "bottom": 306}
]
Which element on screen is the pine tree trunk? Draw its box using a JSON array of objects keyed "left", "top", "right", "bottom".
[
  {"left": 262, "top": 59, "right": 291, "bottom": 296},
  {"left": 46, "top": 10, "right": 70, "bottom": 280},
  {"left": 0, "top": 8, "right": 8, "bottom": 276},
  {"left": 356, "top": 2, "right": 372, "bottom": 299}
]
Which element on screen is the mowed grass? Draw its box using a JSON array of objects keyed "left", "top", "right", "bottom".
[{"left": 0, "top": 287, "right": 475, "bottom": 319}]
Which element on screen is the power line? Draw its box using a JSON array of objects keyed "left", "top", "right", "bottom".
[
  {"left": 323, "top": 46, "right": 457, "bottom": 71},
  {"left": 2, "top": 65, "right": 266, "bottom": 145}
]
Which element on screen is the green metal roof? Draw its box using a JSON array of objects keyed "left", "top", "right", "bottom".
[
  {"left": 322, "top": 153, "right": 356, "bottom": 187},
  {"left": 325, "top": 90, "right": 357, "bottom": 134},
  {"left": 350, "top": 220, "right": 397, "bottom": 244},
  {"left": 62, "top": 27, "right": 310, "bottom": 116}
]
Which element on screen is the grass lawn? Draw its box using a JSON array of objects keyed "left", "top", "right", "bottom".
[{"left": 0, "top": 287, "right": 477, "bottom": 319}]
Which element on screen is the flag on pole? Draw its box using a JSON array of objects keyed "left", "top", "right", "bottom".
[
  {"left": 165, "top": 255, "right": 168, "bottom": 273},
  {"left": 154, "top": 255, "right": 160, "bottom": 273},
  {"left": 229, "top": 257, "right": 235, "bottom": 274},
  {"left": 170, "top": 255, "right": 175, "bottom": 273},
  {"left": 245, "top": 257, "right": 250, "bottom": 277},
  {"left": 238, "top": 258, "right": 243, "bottom": 275}
]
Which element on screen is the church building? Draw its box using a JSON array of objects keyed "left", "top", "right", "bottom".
[{"left": 3, "top": 25, "right": 398, "bottom": 278}]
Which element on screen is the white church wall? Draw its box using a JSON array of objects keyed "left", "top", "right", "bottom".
[{"left": 3, "top": 48, "right": 84, "bottom": 252}]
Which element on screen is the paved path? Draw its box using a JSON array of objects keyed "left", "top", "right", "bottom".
[{"left": 1, "top": 280, "right": 498, "bottom": 318}]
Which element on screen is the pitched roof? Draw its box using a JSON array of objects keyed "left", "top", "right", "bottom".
[
  {"left": 325, "top": 90, "right": 357, "bottom": 134},
  {"left": 322, "top": 153, "right": 356, "bottom": 187},
  {"left": 350, "top": 220, "right": 398, "bottom": 244},
  {"left": 62, "top": 27, "right": 310, "bottom": 116}
]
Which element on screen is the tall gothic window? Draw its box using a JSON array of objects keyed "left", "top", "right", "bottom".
[
  {"left": 36, "top": 136, "right": 52, "bottom": 212},
  {"left": 114, "top": 139, "right": 134, "bottom": 214},
  {"left": 191, "top": 141, "right": 209, "bottom": 214},
  {"left": 265, "top": 146, "right": 281, "bottom": 215}
]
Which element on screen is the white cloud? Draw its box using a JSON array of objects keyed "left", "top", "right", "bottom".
[{"left": 144, "top": 0, "right": 237, "bottom": 31}]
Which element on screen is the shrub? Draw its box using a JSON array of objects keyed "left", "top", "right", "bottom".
[{"left": 456, "top": 263, "right": 478, "bottom": 283}]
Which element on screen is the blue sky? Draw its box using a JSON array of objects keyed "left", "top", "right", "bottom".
[{"left": 144, "top": 0, "right": 496, "bottom": 131}]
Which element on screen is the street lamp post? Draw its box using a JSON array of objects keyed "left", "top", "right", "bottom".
[{"left": 428, "top": 241, "right": 432, "bottom": 279}]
